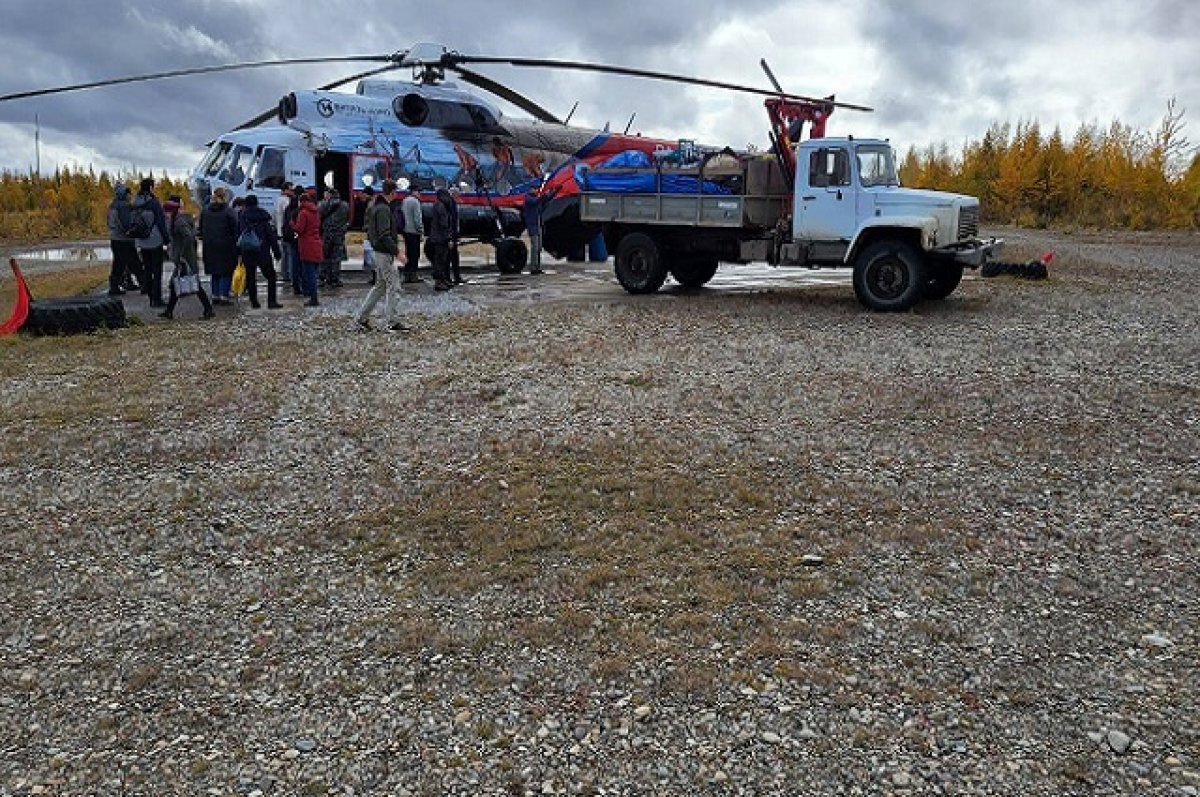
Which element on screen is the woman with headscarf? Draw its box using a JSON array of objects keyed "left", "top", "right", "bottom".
[{"left": 160, "top": 197, "right": 215, "bottom": 320}]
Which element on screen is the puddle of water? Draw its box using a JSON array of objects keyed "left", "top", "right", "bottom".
[
  {"left": 12, "top": 245, "right": 112, "bottom": 261},
  {"left": 709, "top": 262, "right": 852, "bottom": 289}
]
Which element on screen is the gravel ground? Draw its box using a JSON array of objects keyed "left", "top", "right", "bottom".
[{"left": 1, "top": 229, "right": 1197, "bottom": 796}]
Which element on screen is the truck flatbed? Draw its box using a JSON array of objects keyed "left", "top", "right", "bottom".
[{"left": 580, "top": 192, "right": 787, "bottom": 229}]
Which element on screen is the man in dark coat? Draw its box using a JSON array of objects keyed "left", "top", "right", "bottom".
[
  {"left": 318, "top": 188, "right": 349, "bottom": 288},
  {"left": 428, "top": 188, "right": 454, "bottom": 291}
]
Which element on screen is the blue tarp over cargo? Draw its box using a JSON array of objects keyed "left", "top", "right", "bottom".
[{"left": 575, "top": 150, "right": 732, "bottom": 195}]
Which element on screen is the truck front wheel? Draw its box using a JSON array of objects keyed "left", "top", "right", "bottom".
[
  {"left": 925, "top": 263, "right": 964, "bottom": 300},
  {"left": 670, "top": 257, "right": 719, "bottom": 289},
  {"left": 615, "top": 233, "right": 668, "bottom": 294},
  {"left": 853, "top": 240, "right": 927, "bottom": 312}
]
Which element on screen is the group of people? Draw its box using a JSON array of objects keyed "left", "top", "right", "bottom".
[
  {"left": 105, "top": 173, "right": 557, "bottom": 328},
  {"left": 106, "top": 178, "right": 345, "bottom": 319}
]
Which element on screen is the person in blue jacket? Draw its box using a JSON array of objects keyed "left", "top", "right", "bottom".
[
  {"left": 523, "top": 185, "right": 559, "bottom": 274},
  {"left": 237, "top": 194, "right": 284, "bottom": 309}
]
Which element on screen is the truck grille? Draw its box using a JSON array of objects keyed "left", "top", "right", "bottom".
[{"left": 958, "top": 206, "right": 979, "bottom": 240}]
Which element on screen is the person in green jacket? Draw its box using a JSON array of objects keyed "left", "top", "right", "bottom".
[
  {"left": 354, "top": 182, "right": 410, "bottom": 332},
  {"left": 160, "top": 197, "right": 215, "bottom": 320}
]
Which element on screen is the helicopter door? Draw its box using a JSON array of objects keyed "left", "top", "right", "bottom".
[
  {"left": 285, "top": 148, "right": 314, "bottom": 192},
  {"left": 314, "top": 152, "right": 351, "bottom": 200}
]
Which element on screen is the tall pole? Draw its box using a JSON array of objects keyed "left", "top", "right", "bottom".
[{"left": 34, "top": 113, "right": 40, "bottom": 175}]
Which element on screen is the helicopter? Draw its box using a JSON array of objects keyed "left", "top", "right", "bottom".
[{"left": 0, "top": 43, "right": 871, "bottom": 272}]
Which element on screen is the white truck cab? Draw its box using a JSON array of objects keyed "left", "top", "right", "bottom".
[{"left": 791, "top": 137, "right": 1003, "bottom": 309}]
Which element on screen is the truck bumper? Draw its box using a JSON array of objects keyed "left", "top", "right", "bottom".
[{"left": 937, "top": 237, "right": 1005, "bottom": 268}]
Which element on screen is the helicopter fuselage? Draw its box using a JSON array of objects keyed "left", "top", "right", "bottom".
[{"left": 186, "top": 79, "right": 677, "bottom": 245}]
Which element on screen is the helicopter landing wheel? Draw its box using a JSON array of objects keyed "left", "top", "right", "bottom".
[{"left": 495, "top": 238, "right": 528, "bottom": 274}]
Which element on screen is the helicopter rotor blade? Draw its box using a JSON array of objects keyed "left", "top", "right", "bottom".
[
  {"left": 0, "top": 55, "right": 400, "bottom": 104},
  {"left": 449, "top": 66, "right": 563, "bottom": 125},
  {"left": 231, "top": 62, "right": 408, "bottom": 131},
  {"left": 442, "top": 54, "right": 873, "bottom": 112}
]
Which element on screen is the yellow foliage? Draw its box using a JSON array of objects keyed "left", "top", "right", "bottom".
[
  {"left": 0, "top": 168, "right": 194, "bottom": 244},
  {"left": 899, "top": 102, "right": 1197, "bottom": 230}
]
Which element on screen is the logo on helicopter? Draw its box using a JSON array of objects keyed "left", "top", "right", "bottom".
[{"left": 316, "top": 98, "right": 335, "bottom": 118}]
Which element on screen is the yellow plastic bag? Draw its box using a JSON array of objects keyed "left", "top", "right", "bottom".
[{"left": 231, "top": 261, "right": 246, "bottom": 298}]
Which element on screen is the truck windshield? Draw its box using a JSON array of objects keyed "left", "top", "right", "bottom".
[{"left": 857, "top": 146, "right": 899, "bottom": 188}]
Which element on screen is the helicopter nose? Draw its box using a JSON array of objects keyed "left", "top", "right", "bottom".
[{"left": 188, "top": 176, "right": 212, "bottom": 206}]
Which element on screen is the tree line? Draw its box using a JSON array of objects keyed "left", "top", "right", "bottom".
[
  {"left": 899, "top": 101, "right": 1200, "bottom": 229},
  {"left": 0, "top": 167, "right": 194, "bottom": 243}
]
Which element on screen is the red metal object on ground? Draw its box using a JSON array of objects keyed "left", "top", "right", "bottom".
[{"left": 0, "top": 258, "right": 32, "bottom": 334}]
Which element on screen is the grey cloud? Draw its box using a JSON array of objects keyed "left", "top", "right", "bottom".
[
  {"left": 0, "top": 0, "right": 782, "bottom": 172},
  {"left": 0, "top": 1, "right": 1195, "bottom": 174}
]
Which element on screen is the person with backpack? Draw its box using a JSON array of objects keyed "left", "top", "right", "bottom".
[
  {"left": 159, "top": 197, "right": 215, "bottom": 320},
  {"left": 105, "top": 182, "right": 141, "bottom": 296},
  {"left": 131, "top": 177, "right": 171, "bottom": 306},
  {"left": 354, "top": 180, "right": 410, "bottom": 332},
  {"left": 237, "top": 194, "right": 283, "bottom": 309},
  {"left": 319, "top": 188, "right": 349, "bottom": 288}
]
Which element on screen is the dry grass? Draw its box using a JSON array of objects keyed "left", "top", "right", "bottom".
[{"left": 0, "top": 262, "right": 109, "bottom": 306}]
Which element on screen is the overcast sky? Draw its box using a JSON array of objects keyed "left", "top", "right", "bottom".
[{"left": 0, "top": 0, "right": 1196, "bottom": 176}]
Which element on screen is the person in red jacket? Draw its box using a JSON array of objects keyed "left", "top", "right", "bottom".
[{"left": 291, "top": 193, "right": 323, "bottom": 307}]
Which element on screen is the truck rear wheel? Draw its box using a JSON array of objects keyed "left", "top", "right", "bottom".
[
  {"left": 925, "top": 263, "right": 964, "bottom": 300},
  {"left": 615, "top": 233, "right": 668, "bottom": 294},
  {"left": 670, "top": 257, "right": 719, "bottom": 289},
  {"left": 853, "top": 240, "right": 926, "bottom": 312}
]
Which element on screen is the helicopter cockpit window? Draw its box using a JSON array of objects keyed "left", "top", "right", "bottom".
[
  {"left": 809, "top": 148, "right": 850, "bottom": 188},
  {"left": 218, "top": 144, "right": 253, "bottom": 186},
  {"left": 254, "top": 147, "right": 287, "bottom": 190},
  {"left": 203, "top": 141, "right": 232, "bottom": 177}
]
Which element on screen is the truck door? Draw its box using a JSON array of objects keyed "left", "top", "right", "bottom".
[{"left": 794, "top": 146, "right": 855, "bottom": 241}]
